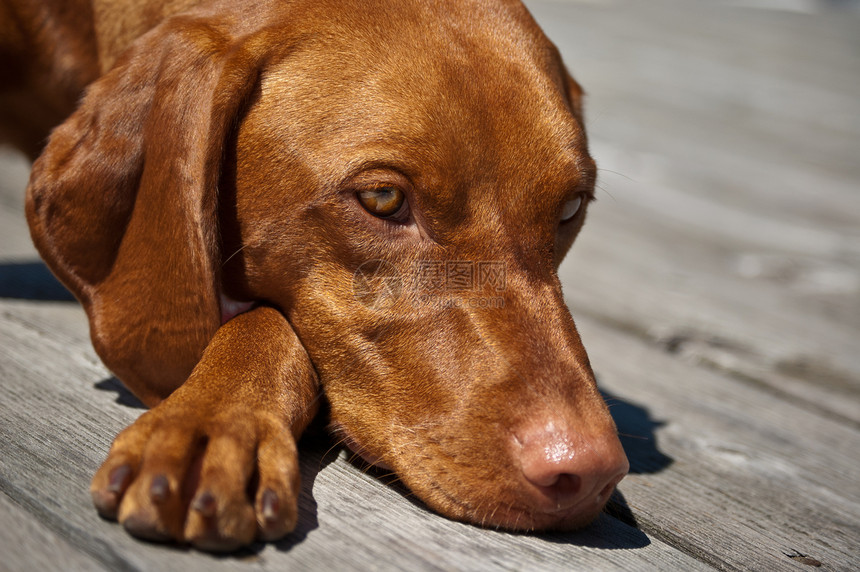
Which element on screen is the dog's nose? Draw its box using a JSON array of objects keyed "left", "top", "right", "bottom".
[{"left": 514, "top": 419, "right": 629, "bottom": 515}]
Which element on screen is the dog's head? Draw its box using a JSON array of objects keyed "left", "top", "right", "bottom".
[{"left": 28, "top": 0, "right": 627, "bottom": 531}]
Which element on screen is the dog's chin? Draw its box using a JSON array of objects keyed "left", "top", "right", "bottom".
[
  {"left": 422, "top": 486, "right": 610, "bottom": 533},
  {"left": 334, "top": 426, "right": 394, "bottom": 471},
  {"left": 498, "top": 500, "right": 609, "bottom": 533},
  {"left": 346, "top": 445, "right": 393, "bottom": 471}
]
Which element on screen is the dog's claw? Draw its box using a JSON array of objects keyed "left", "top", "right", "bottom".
[
  {"left": 261, "top": 489, "right": 279, "bottom": 523},
  {"left": 92, "top": 463, "right": 136, "bottom": 519},
  {"left": 149, "top": 474, "right": 170, "bottom": 503},
  {"left": 107, "top": 464, "right": 132, "bottom": 494},
  {"left": 192, "top": 491, "right": 217, "bottom": 517}
]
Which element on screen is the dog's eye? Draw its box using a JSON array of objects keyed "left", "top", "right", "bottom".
[
  {"left": 357, "top": 186, "right": 407, "bottom": 220},
  {"left": 560, "top": 195, "right": 583, "bottom": 223}
]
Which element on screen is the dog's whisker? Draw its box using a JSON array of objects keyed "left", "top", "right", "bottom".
[
  {"left": 595, "top": 185, "right": 617, "bottom": 201},
  {"left": 221, "top": 242, "right": 252, "bottom": 266},
  {"left": 596, "top": 167, "right": 636, "bottom": 182}
]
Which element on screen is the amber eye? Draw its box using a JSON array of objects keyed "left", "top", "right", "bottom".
[
  {"left": 357, "top": 186, "right": 407, "bottom": 219},
  {"left": 560, "top": 195, "right": 583, "bottom": 223}
]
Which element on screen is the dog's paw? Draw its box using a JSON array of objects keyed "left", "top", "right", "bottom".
[{"left": 90, "top": 403, "right": 300, "bottom": 552}]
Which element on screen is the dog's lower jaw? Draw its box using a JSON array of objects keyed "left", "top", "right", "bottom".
[
  {"left": 335, "top": 424, "right": 394, "bottom": 471},
  {"left": 399, "top": 471, "right": 620, "bottom": 533}
]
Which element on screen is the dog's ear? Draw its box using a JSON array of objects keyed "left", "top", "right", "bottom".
[
  {"left": 563, "top": 70, "right": 586, "bottom": 126},
  {"left": 26, "top": 17, "right": 269, "bottom": 399}
]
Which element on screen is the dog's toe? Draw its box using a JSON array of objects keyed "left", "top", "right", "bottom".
[
  {"left": 94, "top": 412, "right": 203, "bottom": 543},
  {"left": 90, "top": 415, "right": 157, "bottom": 520},
  {"left": 117, "top": 472, "right": 188, "bottom": 542},
  {"left": 120, "top": 506, "right": 176, "bottom": 542},
  {"left": 91, "top": 463, "right": 134, "bottom": 519},
  {"left": 254, "top": 429, "right": 301, "bottom": 541},
  {"left": 182, "top": 415, "right": 301, "bottom": 548},
  {"left": 183, "top": 419, "right": 259, "bottom": 550},
  {"left": 184, "top": 492, "right": 257, "bottom": 552},
  {"left": 118, "top": 423, "right": 203, "bottom": 541}
]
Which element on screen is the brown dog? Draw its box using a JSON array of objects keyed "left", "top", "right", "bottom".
[{"left": 2, "top": 0, "right": 628, "bottom": 552}]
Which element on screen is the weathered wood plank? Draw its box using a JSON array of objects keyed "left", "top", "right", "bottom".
[
  {"left": 0, "top": 147, "right": 28, "bottom": 212},
  {"left": 562, "top": 188, "right": 860, "bottom": 425},
  {"left": 0, "top": 492, "right": 108, "bottom": 572},
  {"left": 577, "top": 313, "right": 860, "bottom": 571},
  {"left": 0, "top": 205, "right": 37, "bottom": 261}
]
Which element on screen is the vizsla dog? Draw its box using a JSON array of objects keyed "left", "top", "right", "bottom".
[{"left": 2, "top": 0, "right": 628, "bottom": 552}]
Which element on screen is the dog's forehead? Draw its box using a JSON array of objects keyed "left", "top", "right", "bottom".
[{"left": 250, "top": 0, "right": 590, "bottom": 225}]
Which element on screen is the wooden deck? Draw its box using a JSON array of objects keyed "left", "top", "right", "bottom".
[{"left": 1, "top": 0, "right": 858, "bottom": 569}]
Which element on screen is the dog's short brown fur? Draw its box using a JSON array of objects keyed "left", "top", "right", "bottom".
[{"left": 2, "top": 0, "right": 628, "bottom": 551}]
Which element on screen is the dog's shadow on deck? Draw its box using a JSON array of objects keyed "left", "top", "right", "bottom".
[
  {"left": 0, "top": 261, "right": 76, "bottom": 301},
  {"left": 602, "top": 388, "right": 674, "bottom": 477},
  {"left": 95, "top": 377, "right": 147, "bottom": 409},
  {"left": 272, "top": 425, "right": 335, "bottom": 553}
]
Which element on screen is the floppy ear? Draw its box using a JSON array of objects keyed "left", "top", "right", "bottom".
[
  {"left": 563, "top": 70, "right": 586, "bottom": 126},
  {"left": 26, "top": 16, "right": 267, "bottom": 402}
]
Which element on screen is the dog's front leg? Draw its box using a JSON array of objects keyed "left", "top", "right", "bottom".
[{"left": 89, "top": 306, "right": 319, "bottom": 552}]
